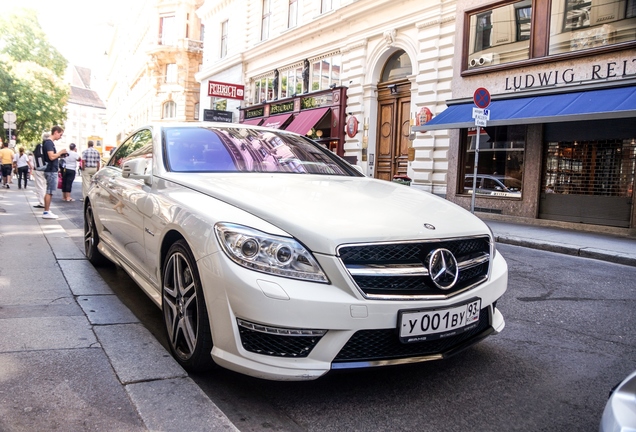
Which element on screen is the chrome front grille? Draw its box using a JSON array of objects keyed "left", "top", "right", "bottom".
[{"left": 338, "top": 236, "right": 491, "bottom": 299}]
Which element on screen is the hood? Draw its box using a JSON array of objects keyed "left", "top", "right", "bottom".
[{"left": 162, "top": 173, "right": 491, "bottom": 254}]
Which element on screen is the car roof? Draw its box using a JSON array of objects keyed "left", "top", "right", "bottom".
[{"left": 134, "top": 122, "right": 303, "bottom": 135}]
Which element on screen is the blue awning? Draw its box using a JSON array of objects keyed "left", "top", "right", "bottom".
[{"left": 416, "top": 86, "right": 636, "bottom": 131}]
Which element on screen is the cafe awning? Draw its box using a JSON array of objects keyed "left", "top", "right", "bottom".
[
  {"left": 415, "top": 86, "right": 636, "bottom": 131},
  {"left": 241, "top": 118, "right": 263, "bottom": 126},
  {"left": 261, "top": 113, "right": 294, "bottom": 129},
  {"left": 285, "top": 107, "right": 331, "bottom": 135}
]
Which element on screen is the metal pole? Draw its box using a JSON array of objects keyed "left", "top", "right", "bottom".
[{"left": 470, "top": 126, "right": 481, "bottom": 214}]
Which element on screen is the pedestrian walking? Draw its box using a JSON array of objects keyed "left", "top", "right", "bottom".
[
  {"left": 61, "top": 143, "right": 80, "bottom": 201},
  {"left": 27, "top": 151, "right": 35, "bottom": 180},
  {"left": 41, "top": 126, "right": 67, "bottom": 219},
  {"left": 13, "top": 147, "right": 31, "bottom": 189},
  {"left": 32, "top": 132, "right": 49, "bottom": 208},
  {"left": 81, "top": 140, "right": 101, "bottom": 200},
  {"left": 0, "top": 141, "right": 15, "bottom": 189}
]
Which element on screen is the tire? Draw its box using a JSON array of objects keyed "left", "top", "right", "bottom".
[
  {"left": 162, "top": 240, "right": 215, "bottom": 372},
  {"left": 84, "top": 202, "right": 108, "bottom": 266}
]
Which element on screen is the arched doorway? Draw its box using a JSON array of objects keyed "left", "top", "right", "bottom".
[{"left": 375, "top": 50, "right": 412, "bottom": 182}]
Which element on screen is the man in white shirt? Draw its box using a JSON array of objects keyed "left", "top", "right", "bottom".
[{"left": 81, "top": 140, "right": 101, "bottom": 199}]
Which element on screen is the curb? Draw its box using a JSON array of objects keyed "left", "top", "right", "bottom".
[
  {"left": 31, "top": 191, "right": 240, "bottom": 432},
  {"left": 495, "top": 235, "right": 636, "bottom": 267}
]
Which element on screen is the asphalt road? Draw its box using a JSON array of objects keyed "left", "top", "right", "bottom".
[{"left": 58, "top": 179, "right": 636, "bottom": 432}]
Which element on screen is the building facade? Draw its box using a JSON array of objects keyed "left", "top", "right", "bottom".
[
  {"left": 61, "top": 66, "right": 106, "bottom": 155},
  {"left": 105, "top": 0, "right": 204, "bottom": 146},
  {"left": 196, "top": 0, "right": 457, "bottom": 194},
  {"left": 414, "top": 0, "right": 636, "bottom": 233}
]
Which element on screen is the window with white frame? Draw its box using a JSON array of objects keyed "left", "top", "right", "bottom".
[
  {"left": 280, "top": 66, "right": 303, "bottom": 98},
  {"left": 220, "top": 20, "right": 228, "bottom": 58},
  {"left": 194, "top": 102, "right": 200, "bottom": 120},
  {"left": 288, "top": 0, "right": 298, "bottom": 28},
  {"left": 321, "top": 0, "right": 332, "bottom": 13},
  {"left": 165, "top": 64, "right": 178, "bottom": 83},
  {"left": 159, "top": 15, "right": 177, "bottom": 45},
  {"left": 261, "top": 0, "right": 271, "bottom": 41},
  {"left": 310, "top": 54, "right": 341, "bottom": 91},
  {"left": 163, "top": 101, "right": 177, "bottom": 119},
  {"left": 254, "top": 75, "right": 274, "bottom": 103}
]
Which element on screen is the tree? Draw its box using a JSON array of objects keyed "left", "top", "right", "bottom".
[{"left": 0, "top": 8, "right": 68, "bottom": 147}]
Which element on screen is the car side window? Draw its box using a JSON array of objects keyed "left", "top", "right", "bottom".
[
  {"left": 108, "top": 130, "right": 153, "bottom": 168},
  {"left": 482, "top": 178, "right": 498, "bottom": 190}
]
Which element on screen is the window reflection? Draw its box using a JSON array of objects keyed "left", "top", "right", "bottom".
[
  {"left": 467, "top": 0, "right": 531, "bottom": 69},
  {"left": 549, "top": 0, "right": 636, "bottom": 54},
  {"left": 164, "top": 127, "right": 355, "bottom": 175},
  {"left": 461, "top": 126, "right": 525, "bottom": 198}
]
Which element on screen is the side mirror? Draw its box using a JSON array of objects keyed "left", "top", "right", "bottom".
[
  {"left": 352, "top": 165, "right": 365, "bottom": 175},
  {"left": 122, "top": 158, "right": 152, "bottom": 186}
]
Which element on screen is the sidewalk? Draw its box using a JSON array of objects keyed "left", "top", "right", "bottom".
[
  {"left": 484, "top": 219, "right": 636, "bottom": 267},
  {"left": 0, "top": 187, "right": 238, "bottom": 432}
]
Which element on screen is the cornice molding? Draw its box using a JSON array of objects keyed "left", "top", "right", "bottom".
[
  {"left": 196, "top": 0, "right": 233, "bottom": 19},
  {"left": 415, "top": 16, "right": 456, "bottom": 30},
  {"left": 341, "top": 39, "right": 369, "bottom": 53}
]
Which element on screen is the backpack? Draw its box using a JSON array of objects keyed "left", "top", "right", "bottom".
[
  {"left": 33, "top": 143, "right": 45, "bottom": 168},
  {"left": 34, "top": 142, "right": 49, "bottom": 171}
]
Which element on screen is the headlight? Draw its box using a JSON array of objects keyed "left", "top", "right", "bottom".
[{"left": 214, "top": 223, "right": 329, "bottom": 283}]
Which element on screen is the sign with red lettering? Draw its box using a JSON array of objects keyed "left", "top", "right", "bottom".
[{"left": 208, "top": 81, "right": 245, "bottom": 100}]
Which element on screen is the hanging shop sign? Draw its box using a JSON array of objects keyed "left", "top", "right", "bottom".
[
  {"left": 346, "top": 116, "right": 359, "bottom": 138},
  {"left": 208, "top": 81, "right": 245, "bottom": 100},
  {"left": 416, "top": 107, "right": 433, "bottom": 126},
  {"left": 204, "top": 109, "right": 233, "bottom": 123}
]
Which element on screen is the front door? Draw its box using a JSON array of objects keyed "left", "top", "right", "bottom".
[{"left": 375, "top": 81, "right": 411, "bottom": 182}]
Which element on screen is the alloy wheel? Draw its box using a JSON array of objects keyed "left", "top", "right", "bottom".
[{"left": 163, "top": 250, "right": 200, "bottom": 361}]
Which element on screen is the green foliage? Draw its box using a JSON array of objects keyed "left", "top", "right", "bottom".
[
  {"left": 0, "top": 8, "right": 67, "bottom": 77},
  {"left": 0, "top": 8, "right": 68, "bottom": 147}
]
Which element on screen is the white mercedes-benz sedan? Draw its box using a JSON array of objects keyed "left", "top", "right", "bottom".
[{"left": 84, "top": 122, "right": 507, "bottom": 381}]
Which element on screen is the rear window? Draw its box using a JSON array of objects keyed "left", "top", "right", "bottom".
[{"left": 163, "top": 126, "right": 359, "bottom": 176}]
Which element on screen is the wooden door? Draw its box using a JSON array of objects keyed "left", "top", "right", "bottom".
[{"left": 375, "top": 81, "right": 411, "bottom": 181}]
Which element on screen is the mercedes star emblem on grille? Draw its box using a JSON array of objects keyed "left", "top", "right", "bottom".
[{"left": 428, "top": 248, "right": 459, "bottom": 290}]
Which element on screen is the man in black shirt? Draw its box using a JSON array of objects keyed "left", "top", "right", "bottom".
[{"left": 42, "top": 125, "right": 67, "bottom": 219}]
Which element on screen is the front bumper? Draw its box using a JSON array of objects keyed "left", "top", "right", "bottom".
[{"left": 197, "top": 250, "right": 508, "bottom": 381}]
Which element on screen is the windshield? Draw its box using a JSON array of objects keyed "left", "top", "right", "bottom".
[{"left": 163, "top": 126, "right": 359, "bottom": 176}]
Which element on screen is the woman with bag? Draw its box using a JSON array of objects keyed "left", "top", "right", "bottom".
[{"left": 61, "top": 143, "right": 80, "bottom": 202}]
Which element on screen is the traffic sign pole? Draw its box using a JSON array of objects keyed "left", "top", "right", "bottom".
[
  {"left": 3, "top": 112, "right": 16, "bottom": 147},
  {"left": 470, "top": 127, "right": 481, "bottom": 214},
  {"left": 470, "top": 88, "right": 490, "bottom": 214}
]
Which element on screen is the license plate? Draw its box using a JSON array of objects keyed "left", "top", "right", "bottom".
[{"left": 398, "top": 299, "right": 481, "bottom": 343}]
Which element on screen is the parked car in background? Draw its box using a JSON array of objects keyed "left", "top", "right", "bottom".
[
  {"left": 600, "top": 369, "right": 636, "bottom": 432},
  {"left": 464, "top": 174, "right": 522, "bottom": 197},
  {"left": 84, "top": 122, "right": 508, "bottom": 380}
]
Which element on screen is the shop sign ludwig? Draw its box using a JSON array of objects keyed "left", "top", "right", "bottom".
[{"left": 208, "top": 81, "right": 245, "bottom": 100}]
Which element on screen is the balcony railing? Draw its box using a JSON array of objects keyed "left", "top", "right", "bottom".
[{"left": 155, "top": 38, "right": 203, "bottom": 53}]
